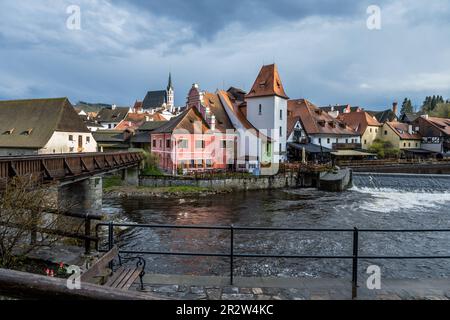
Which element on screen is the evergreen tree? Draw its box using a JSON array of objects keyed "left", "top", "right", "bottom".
[{"left": 400, "top": 97, "right": 414, "bottom": 114}]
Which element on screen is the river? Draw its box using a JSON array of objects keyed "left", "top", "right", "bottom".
[{"left": 102, "top": 173, "right": 450, "bottom": 280}]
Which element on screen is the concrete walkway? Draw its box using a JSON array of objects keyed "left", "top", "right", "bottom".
[{"left": 133, "top": 274, "right": 450, "bottom": 300}]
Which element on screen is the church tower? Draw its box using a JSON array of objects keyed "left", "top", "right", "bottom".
[
  {"left": 245, "top": 64, "right": 289, "bottom": 163},
  {"left": 166, "top": 72, "right": 174, "bottom": 112}
]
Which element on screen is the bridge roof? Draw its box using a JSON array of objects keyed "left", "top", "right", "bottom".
[{"left": 0, "top": 97, "right": 90, "bottom": 149}]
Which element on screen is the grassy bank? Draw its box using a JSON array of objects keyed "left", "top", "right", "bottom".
[{"left": 104, "top": 184, "right": 230, "bottom": 198}]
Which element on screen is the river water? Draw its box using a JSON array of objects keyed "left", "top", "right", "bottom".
[{"left": 102, "top": 173, "right": 450, "bottom": 280}]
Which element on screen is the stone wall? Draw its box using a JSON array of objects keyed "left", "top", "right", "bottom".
[{"left": 140, "top": 172, "right": 319, "bottom": 191}]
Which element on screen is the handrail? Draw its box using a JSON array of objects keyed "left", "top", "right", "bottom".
[{"left": 95, "top": 222, "right": 450, "bottom": 299}]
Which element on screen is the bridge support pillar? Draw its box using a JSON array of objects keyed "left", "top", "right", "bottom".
[
  {"left": 58, "top": 176, "right": 103, "bottom": 213},
  {"left": 122, "top": 166, "right": 139, "bottom": 186}
]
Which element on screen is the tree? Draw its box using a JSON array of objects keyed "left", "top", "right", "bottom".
[
  {"left": 0, "top": 177, "right": 74, "bottom": 268},
  {"left": 368, "top": 139, "right": 400, "bottom": 159},
  {"left": 430, "top": 102, "right": 450, "bottom": 118},
  {"left": 400, "top": 98, "right": 414, "bottom": 114}
]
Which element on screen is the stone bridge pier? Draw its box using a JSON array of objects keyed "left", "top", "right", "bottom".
[{"left": 53, "top": 176, "right": 103, "bottom": 214}]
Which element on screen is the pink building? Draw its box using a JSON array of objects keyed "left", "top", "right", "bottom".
[{"left": 151, "top": 89, "right": 236, "bottom": 174}]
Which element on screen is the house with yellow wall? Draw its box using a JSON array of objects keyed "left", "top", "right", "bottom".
[
  {"left": 338, "top": 111, "right": 382, "bottom": 150},
  {"left": 382, "top": 121, "right": 421, "bottom": 150}
]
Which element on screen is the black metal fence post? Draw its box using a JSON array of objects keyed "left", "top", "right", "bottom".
[
  {"left": 230, "top": 224, "right": 234, "bottom": 285},
  {"left": 351, "top": 227, "right": 359, "bottom": 299},
  {"left": 108, "top": 221, "right": 114, "bottom": 270},
  {"left": 84, "top": 216, "right": 91, "bottom": 255}
]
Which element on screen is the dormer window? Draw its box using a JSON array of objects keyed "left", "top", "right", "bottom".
[
  {"left": 328, "top": 121, "right": 335, "bottom": 128},
  {"left": 21, "top": 128, "right": 33, "bottom": 135},
  {"left": 3, "top": 128, "right": 14, "bottom": 135},
  {"left": 259, "top": 81, "right": 266, "bottom": 87},
  {"left": 318, "top": 120, "right": 326, "bottom": 127}
]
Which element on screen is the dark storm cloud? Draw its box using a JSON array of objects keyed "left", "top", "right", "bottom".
[{"left": 117, "top": 0, "right": 377, "bottom": 40}]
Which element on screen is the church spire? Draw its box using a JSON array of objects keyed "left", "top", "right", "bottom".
[{"left": 167, "top": 72, "right": 173, "bottom": 91}]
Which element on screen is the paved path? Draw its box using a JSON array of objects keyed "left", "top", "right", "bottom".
[{"left": 132, "top": 274, "right": 450, "bottom": 300}]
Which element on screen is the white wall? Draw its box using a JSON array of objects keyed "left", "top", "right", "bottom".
[
  {"left": 310, "top": 135, "right": 360, "bottom": 150},
  {"left": 246, "top": 96, "right": 288, "bottom": 162},
  {"left": 39, "top": 131, "right": 97, "bottom": 154}
]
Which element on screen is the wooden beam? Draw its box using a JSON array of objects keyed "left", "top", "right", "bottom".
[
  {"left": 80, "top": 158, "right": 90, "bottom": 173},
  {"left": 0, "top": 268, "right": 165, "bottom": 300},
  {"left": 40, "top": 159, "right": 53, "bottom": 180},
  {"left": 93, "top": 157, "right": 102, "bottom": 170},
  {"left": 8, "top": 161, "right": 18, "bottom": 177},
  {"left": 63, "top": 159, "right": 74, "bottom": 175}
]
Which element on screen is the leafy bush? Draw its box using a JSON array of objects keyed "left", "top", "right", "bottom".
[{"left": 368, "top": 139, "right": 400, "bottom": 159}]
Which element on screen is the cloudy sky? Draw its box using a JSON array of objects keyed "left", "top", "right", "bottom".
[{"left": 1, "top": 0, "right": 449, "bottom": 110}]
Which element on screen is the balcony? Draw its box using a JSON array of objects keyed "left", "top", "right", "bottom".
[{"left": 332, "top": 143, "right": 362, "bottom": 150}]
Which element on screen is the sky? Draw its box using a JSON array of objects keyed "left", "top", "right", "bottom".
[{"left": 0, "top": 0, "right": 449, "bottom": 110}]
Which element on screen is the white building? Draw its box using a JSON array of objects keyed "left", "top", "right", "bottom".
[{"left": 0, "top": 98, "right": 97, "bottom": 156}]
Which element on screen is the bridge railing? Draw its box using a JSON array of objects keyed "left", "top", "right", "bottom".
[
  {"left": 95, "top": 222, "right": 450, "bottom": 299},
  {"left": 0, "top": 151, "right": 143, "bottom": 186}
]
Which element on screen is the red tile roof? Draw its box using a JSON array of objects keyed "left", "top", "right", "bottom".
[
  {"left": 287, "top": 99, "right": 359, "bottom": 136},
  {"left": 245, "top": 64, "right": 289, "bottom": 100},
  {"left": 425, "top": 116, "right": 450, "bottom": 135},
  {"left": 385, "top": 122, "right": 421, "bottom": 140},
  {"left": 338, "top": 111, "right": 381, "bottom": 135}
]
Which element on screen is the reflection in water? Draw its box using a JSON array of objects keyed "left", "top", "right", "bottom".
[{"left": 103, "top": 174, "right": 450, "bottom": 279}]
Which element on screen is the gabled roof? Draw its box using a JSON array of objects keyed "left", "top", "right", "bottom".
[
  {"left": 287, "top": 99, "right": 359, "bottom": 137},
  {"left": 245, "top": 64, "right": 289, "bottom": 100},
  {"left": 367, "top": 109, "right": 398, "bottom": 123},
  {"left": 152, "top": 107, "right": 210, "bottom": 134},
  {"left": 385, "top": 122, "right": 421, "bottom": 140},
  {"left": 142, "top": 90, "right": 167, "bottom": 109},
  {"left": 218, "top": 90, "right": 271, "bottom": 141},
  {"left": 95, "top": 107, "right": 129, "bottom": 123},
  {"left": 0, "top": 97, "right": 89, "bottom": 149},
  {"left": 421, "top": 116, "right": 450, "bottom": 136},
  {"left": 138, "top": 121, "right": 167, "bottom": 131},
  {"left": 338, "top": 111, "right": 381, "bottom": 135},
  {"left": 400, "top": 112, "right": 424, "bottom": 123},
  {"left": 202, "top": 92, "right": 234, "bottom": 132}
]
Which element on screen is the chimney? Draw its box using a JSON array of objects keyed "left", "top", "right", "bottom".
[
  {"left": 112, "top": 104, "right": 117, "bottom": 110},
  {"left": 421, "top": 114, "right": 429, "bottom": 120},
  {"left": 408, "top": 125, "right": 413, "bottom": 135},
  {"left": 145, "top": 116, "right": 149, "bottom": 121},
  {"left": 211, "top": 115, "right": 216, "bottom": 131},
  {"left": 392, "top": 102, "right": 398, "bottom": 115}
]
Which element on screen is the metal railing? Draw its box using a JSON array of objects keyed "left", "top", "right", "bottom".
[{"left": 95, "top": 223, "right": 450, "bottom": 299}]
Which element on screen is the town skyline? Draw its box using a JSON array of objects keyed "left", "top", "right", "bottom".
[{"left": 1, "top": 0, "right": 450, "bottom": 109}]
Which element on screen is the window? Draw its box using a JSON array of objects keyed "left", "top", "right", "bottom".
[
  {"left": 345, "top": 139, "right": 348, "bottom": 143},
  {"left": 279, "top": 109, "right": 283, "bottom": 120},
  {"left": 206, "top": 159, "right": 212, "bottom": 168},
  {"left": 408, "top": 142, "right": 411, "bottom": 147},
  {"left": 416, "top": 143, "right": 418, "bottom": 147},
  {"left": 258, "top": 104, "right": 262, "bottom": 115},
  {"left": 69, "top": 135, "right": 73, "bottom": 141},
  {"left": 327, "top": 138, "right": 330, "bottom": 144},
  {"left": 318, "top": 138, "right": 321, "bottom": 144},
  {"left": 279, "top": 126, "right": 283, "bottom": 137},
  {"left": 166, "top": 139, "right": 171, "bottom": 148},
  {"left": 222, "top": 140, "right": 233, "bottom": 149},
  {"left": 195, "top": 140, "right": 205, "bottom": 149},
  {"left": 266, "top": 143, "right": 271, "bottom": 154},
  {"left": 86, "top": 136, "right": 90, "bottom": 143},
  {"left": 364, "top": 139, "right": 367, "bottom": 145},
  {"left": 375, "top": 128, "right": 378, "bottom": 133},
  {"left": 370, "top": 128, "right": 372, "bottom": 133},
  {"left": 403, "top": 142, "right": 406, "bottom": 147},
  {"left": 178, "top": 139, "right": 188, "bottom": 149},
  {"left": 152, "top": 139, "right": 156, "bottom": 148},
  {"left": 159, "top": 139, "right": 162, "bottom": 148},
  {"left": 279, "top": 143, "right": 282, "bottom": 153},
  {"left": 384, "top": 130, "right": 388, "bottom": 135}
]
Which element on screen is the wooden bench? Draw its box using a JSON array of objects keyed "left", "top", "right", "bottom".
[{"left": 81, "top": 246, "right": 146, "bottom": 291}]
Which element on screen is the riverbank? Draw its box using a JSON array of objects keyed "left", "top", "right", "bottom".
[{"left": 104, "top": 185, "right": 233, "bottom": 199}]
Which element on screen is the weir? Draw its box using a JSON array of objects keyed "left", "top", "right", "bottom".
[{"left": 352, "top": 172, "right": 450, "bottom": 192}]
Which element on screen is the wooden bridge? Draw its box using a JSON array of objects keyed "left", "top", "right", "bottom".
[{"left": 0, "top": 151, "right": 143, "bottom": 187}]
